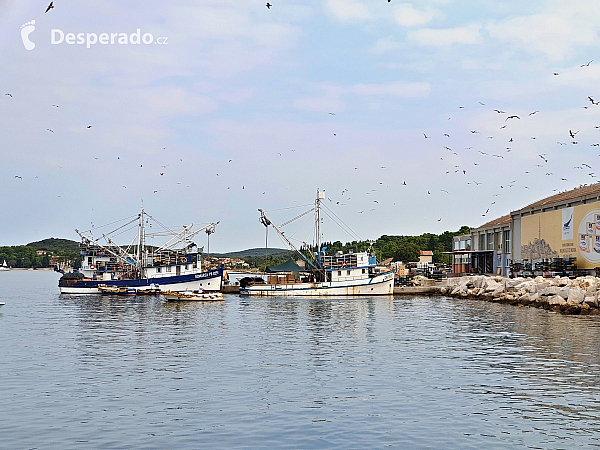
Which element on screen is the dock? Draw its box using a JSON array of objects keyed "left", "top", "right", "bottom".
[{"left": 393, "top": 285, "right": 443, "bottom": 295}]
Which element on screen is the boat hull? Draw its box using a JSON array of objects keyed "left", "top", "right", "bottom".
[
  {"left": 59, "top": 268, "right": 223, "bottom": 294},
  {"left": 239, "top": 271, "right": 394, "bottom": 296}
]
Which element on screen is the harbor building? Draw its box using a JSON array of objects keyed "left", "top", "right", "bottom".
[
  {"left": 453, "top": 183, "right": 600, "bottom": 276},
  {"left": 452, "top": 215, "right": 511, "bottom": 276},
  {"left": 419, "top": 250, "right": 433, "bottom": 264}
]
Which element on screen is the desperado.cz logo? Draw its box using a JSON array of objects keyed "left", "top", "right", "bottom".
[{"left": 20, "top": 20, "right": 168, "bottom": 50}]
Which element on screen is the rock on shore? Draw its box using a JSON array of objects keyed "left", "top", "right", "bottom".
[{"left": 441, "top": 275, "right": 600, "bottom": 315}]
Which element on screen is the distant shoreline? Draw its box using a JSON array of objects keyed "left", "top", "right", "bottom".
[{"left": 5, "top": 267, "right": 55, "bottom": 271}]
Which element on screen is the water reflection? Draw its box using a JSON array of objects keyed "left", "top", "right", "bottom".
[{"left": 3, "top": 273, "right": 600, "bottom": 448}]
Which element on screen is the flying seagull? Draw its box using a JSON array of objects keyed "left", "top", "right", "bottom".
[
  {"left": 505, "top": 115, "right": 520, "bottom": 121},
  {"left": 581, "top": 60, "right": 593, "bottom": 67},
  {"left": 423, "top": 133, "right": 431, "bottom": 138},
  {"left": 5, "top": 93, "right": 12, "bottom": 97},
  {"left": 87, "top": 125, "right": 92, "bottom": 128},
  {"left": 46, "top": 129, "right": 54, "bottom": 133},
  {"left": 266, "top": 2, "right": 272, "bottom": 8},
  {"left": 493, "top": 109, "right": 505, "bottom": 113},
  {"left": 45, "top": 1, "right": 54, "bottom": 13},
  {"left": 569, "top": 130, "right": 579, "bottom": 139}
]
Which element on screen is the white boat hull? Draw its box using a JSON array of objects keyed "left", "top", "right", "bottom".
[{"left": 240, "top": 271, "right": 394, "bottom": 296}]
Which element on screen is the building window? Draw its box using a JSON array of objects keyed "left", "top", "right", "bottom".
[
  {"left": 487, "top": 233, "right": 494, "bottom": 250},
  {"left": 459, "top": 240, "right": 465, "bottom": 250},
  {"left": 504, "top": 230, "right": 511, "bottom": 254},
  {"left": 466, "top": 239, "right": 471, "bottom": 250},
  {"left": 157, "top": 267, "right": 161, "bottom": 273},
  {"left": 338, "top": 271, "right": 341, "bottom": 276},
  {"left": 479, "top": 234, "right": 485, "bottom": 251},
  {"left": 347, "top": 270, "right": 351, "bottom": 276},
  {"left": 454, "top": 240, "right": 459, "bottom": 250},
  {"left": 166, "top": 266, "right": 171, "bottom": 272},
  {"left": 362, "top": 268, "right": 366, "bottom": 274}
]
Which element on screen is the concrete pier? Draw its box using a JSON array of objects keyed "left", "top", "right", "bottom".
[
  {"left": 393, "top": 285, "right": 443, "bottom": 296},
  {"left": 222, "top": 285, "right": 240, "bottom": 294}
]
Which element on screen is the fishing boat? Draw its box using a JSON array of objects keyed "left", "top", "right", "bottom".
[
  {"left": 59, "top": 205, "right": 224, "bottom": 294},
  {"left": 239, "top": 189, "right": 394, "bottom": 296},
  {"left": 162, "top": 289, "right": 224, "bottom": 301},
  {"left": 0, "top": 260, "right": 9, "bottom": 271}
]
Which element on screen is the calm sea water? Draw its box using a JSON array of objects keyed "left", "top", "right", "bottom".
[{"left": 1, "top": 271, "right": 600, "bottom": 449}]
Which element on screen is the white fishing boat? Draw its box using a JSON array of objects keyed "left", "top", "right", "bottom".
[
  {"left": 59, "top": 204, "right": 223, "bottom": 294},
  {"left": 0, "top": 302, "right": 5, "bottom": 308},
  {"left": 0, "top": 260, "right": 9, "bottom": 271},
  {"left": 239, "top": 189, "right": 394, "bottom": 297}
]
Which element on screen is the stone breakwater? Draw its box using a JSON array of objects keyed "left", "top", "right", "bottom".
[{"left": 441, "top": 275, "right": 600, "bottom": 315}]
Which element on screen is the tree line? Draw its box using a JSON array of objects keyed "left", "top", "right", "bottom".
[
  {"left": 321, "top": 226, "right": 470, "bottom": 264},
  {"left": 0, "top": 238, "right": 80, "bottom": 268},
  {"left": 243, "top": 226, "right": 471, "bottom": 270}
]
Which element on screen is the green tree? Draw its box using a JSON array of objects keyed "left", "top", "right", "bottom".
[{"left": 392, "top": 242, "right": 420, "bottom": 263}]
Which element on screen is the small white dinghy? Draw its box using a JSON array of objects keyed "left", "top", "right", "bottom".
[
  {"left": 162, "top": 289, "right": 223, "bottom": 301},
  {"left": 0, "top": 302, "right": 5, "bottom": 308}
]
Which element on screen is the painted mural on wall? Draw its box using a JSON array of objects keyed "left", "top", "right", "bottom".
[
  {"left": 521, "top": 203, "right": 600, "bottom": 268},
  {"left": 521, "top": 238, "right": 558, "bottom": 259}
]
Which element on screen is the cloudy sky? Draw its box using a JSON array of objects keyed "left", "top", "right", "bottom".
[{"left": 2, "top": 0, "right": 600, "bottom": 252}]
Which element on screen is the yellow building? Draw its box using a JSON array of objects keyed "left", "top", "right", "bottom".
[{"left": 511, "top": 184, "right": 600, "bottom": 271}]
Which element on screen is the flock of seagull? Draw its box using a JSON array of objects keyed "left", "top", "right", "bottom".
[
  {"left": 6, "top": 1, "right": 600, "bottom": 232},
  {"left": 416, "top": 61, "right": 600, "bottom": 222}
]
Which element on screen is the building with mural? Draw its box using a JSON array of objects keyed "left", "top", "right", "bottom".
[
  {"left": 452, "top": 183, "right": 600, "bottom": 276},
  {"left": 511, "top": 184, "right": 600, "bottom": 270}
]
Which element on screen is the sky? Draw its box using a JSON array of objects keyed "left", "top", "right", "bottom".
[{"left": 2, "top": 0, "right": 600, "bottom": 252}]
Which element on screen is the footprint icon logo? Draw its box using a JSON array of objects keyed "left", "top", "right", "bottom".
[{"left": 21, "top": 20, "right": 35, "bottom": 50}]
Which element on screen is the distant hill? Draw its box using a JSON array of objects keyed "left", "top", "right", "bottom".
[
  {"left": 211, "top": 248, "right": 291, "bottom": 259},
  {"left": 26, "top": 238, "right": 79, "bottom": 253}
]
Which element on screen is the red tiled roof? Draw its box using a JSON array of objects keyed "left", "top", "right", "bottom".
[
  {"left": 475, "top": 214, "right": 511, "bottom": 230},
  {"left": 519, "top": 183, "right": 600, "bottom": 210}
]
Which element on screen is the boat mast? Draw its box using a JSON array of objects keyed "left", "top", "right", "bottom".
[
  {"left": 137, "top": 201, "right": 145, "bottom": 278},
  {"left": 315, "top": 188, "right": 325, "bottom": 268}
]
